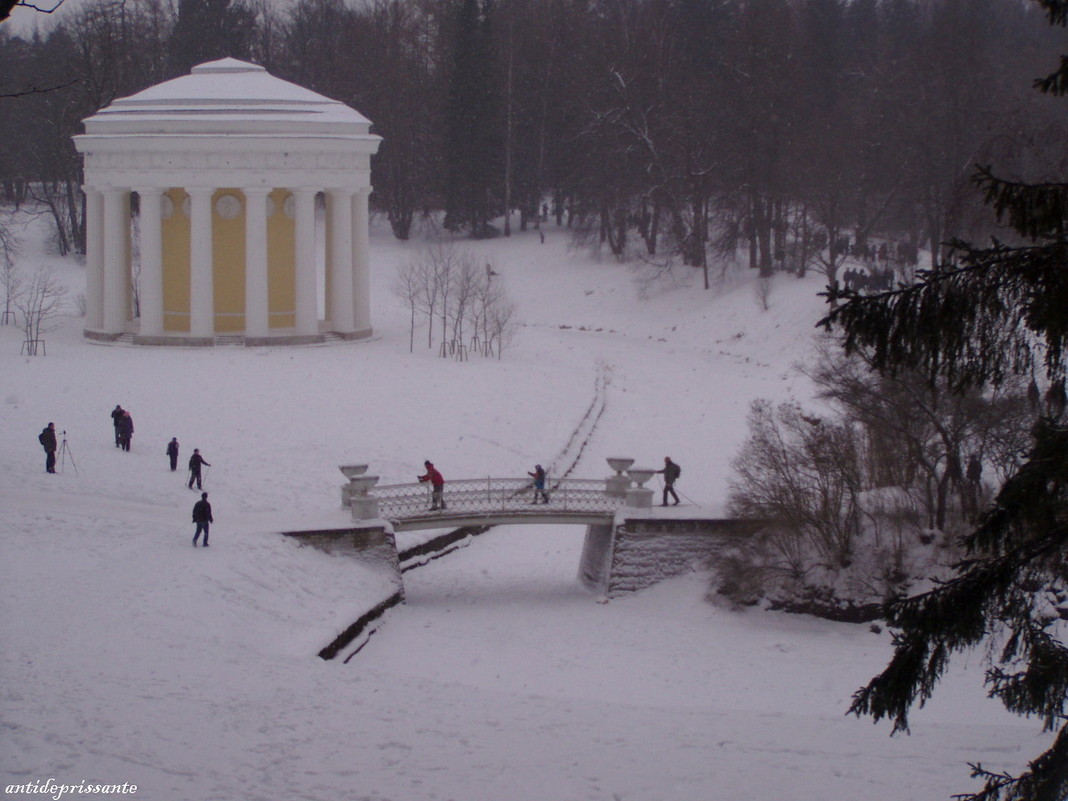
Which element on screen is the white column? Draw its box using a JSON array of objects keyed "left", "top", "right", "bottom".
[
  {"left": 293, "top": 188, "right": 318, "bottom": 336},
  {"left": 188, "top": 187, "right": 214, "bottom": 338},
  {"left": 83, "top": 187, "right": 104, "bottom": 330},
  {"left": 244, "top": 188, "right": 270, "bottom": 338},
  {"left": 327, "top": 189, "right": 355, "bottom": 333},
  {"left": 353, "top": 187, "right": 372, "bottom": 334},
  {"left": 136, "top": 187, "right": 164, "bottom": 337},
  {"left": 102, "top": 188, "right": 129, "bottom": 334}
]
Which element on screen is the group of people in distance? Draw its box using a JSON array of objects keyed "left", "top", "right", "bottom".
[
  {"left": 416, "top": 455, "right": 682, "bottom": 511},
  {"left": 37, "top": 405, "right": 216, "bottom": 547}
]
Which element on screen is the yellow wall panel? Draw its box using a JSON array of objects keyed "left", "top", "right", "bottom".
[
  {"left": 268, "top": 189, "right": 296, "bottom": 329},
  {"left": 161, "top": 189, "right": 190, "bottom": 332},
  {"left": 212, "top": 189, "right": 245, "bottom": 333}
]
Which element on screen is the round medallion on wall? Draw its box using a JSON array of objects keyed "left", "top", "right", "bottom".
[
  {"left": 181, "top": 196, "right": 191, "bottom": 217},
  {"left": 282, "top": 195, "right": 296, "bottom": 220},
  {"left": 215, "top": 194, "right": 243, "bottom": 220},
  {"left": 160, "top": 195, "right": 175, "bottom": 219}
]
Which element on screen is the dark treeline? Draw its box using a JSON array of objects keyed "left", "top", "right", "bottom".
[{"left": 1, "top": 0, "right": 1066, "bottom": 281}]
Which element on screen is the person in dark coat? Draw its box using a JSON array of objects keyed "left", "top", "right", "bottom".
[
  {"left": 528, "top": 464, "right": 549, "bottom": 504},
  {"left": 110, "top": 405, "right": 124, "bottom": 448},
  {"left": 39, "top": 422, "right": 57, "bottom": 473},
  {"left": 192, "top": 492, "right": 213, "bottom": 547},
  {"left": 188, "top": 448, "right": 211, "bottom": 489},
  {"left": 418, "top": 460, "right": 446, "bottom": 510},
  {"left": 166, "top": 437, "right": 180, "bottom": 471},
  {"left": 118, "top": 410, "right": 134, "bottom": 452},
  {"left": 656, "top": 456, "right": 681, "bottom": 506}
]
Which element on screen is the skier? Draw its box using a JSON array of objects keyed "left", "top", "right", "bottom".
[
  {"left": 656, "top": 456, "right": 681, "bottom": 506},
  {"left": 39, "top": 422, "right": 57, "bottom": 474},
  {"left": 191, "top": 492, "right": 213, "bottom": 547},
  {"left": 528, "top": 464, "right": 549, "bottom": 504},
  {"left": 188, "top": 448, "right": 211, "bottom": 490},
  {"left": 110, "top": 404, "right": 124, "bottom": 448},
  {"left": 118, "top": 410, "right": 134, "bottom": 452},
  {"left": 166, "top": 437, "right": 180, "bottom": 471},
  {"left": 418, "top": 460, "right": 446, "bottom": 510}
]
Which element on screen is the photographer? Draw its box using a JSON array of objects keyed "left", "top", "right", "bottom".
[{"left": 38, "top": 422, "right": 57, "bottom": 473}]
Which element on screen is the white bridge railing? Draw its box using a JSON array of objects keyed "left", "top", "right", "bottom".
[{"left": 371, "top": 477, "right": 624, "bottom": 521}]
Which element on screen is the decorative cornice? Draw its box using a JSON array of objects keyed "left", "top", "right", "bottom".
[{"left": 84, "top": 149, "right": 368, "bottom": 172}]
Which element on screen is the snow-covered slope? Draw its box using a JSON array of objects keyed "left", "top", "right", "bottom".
[{"left": 0, "top": 213, "right": 1038, "bottom": 800}]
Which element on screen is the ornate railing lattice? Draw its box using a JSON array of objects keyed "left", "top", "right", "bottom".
[{"left": 372, "top": 477, "right": 623, "bottom": 522}]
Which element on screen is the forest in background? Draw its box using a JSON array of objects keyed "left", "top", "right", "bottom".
[{"left": 1, "top": 0, "right": 1066, "bottom": 286}]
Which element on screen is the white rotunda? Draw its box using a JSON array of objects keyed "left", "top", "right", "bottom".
[{"left": 74, "top": 58, "right": 381, "bottom": 345}]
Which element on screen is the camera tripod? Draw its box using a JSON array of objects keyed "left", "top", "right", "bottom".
[{"left": 59, "top": 430, "right": 78, "bottom": 474}]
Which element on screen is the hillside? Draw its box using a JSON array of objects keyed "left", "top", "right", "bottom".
[{"left": 0, "top": 213, "right": 1039, "bottom": 801}]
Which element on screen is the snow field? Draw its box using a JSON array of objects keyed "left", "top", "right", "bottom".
[{"left": 0, "top": 213, "right": 1042, "bottom": 800}]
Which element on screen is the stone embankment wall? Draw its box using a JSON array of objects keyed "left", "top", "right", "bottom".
[
  {"left": 580, "top": 517, "right": 763, "bottom": 598},
  {"left": 283, "top": 525, "right": 405, "bottom": 660}
]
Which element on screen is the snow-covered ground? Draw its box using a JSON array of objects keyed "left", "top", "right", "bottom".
[{"left": 0, "top": 211, "right": 1040, "bottom": 800}]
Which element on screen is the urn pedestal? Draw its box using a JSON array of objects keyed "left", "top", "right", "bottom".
[
  {"left": 605, "top": 457, "right": 634, "bottom": 498},
  {"left": 625, "top": 467, "right": 656, "bottom": 509}
]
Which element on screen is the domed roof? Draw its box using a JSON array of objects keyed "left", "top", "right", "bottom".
[{"left": 82, "top": 58, "right": 374, "bottom": 137}]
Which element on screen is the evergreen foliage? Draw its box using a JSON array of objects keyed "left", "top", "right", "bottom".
[
  {"left": 443, "top": 0, "right": 502, "bottom": 237},
  {"left": 820, "top": 3, "right": 1068, "bottom": 798}
]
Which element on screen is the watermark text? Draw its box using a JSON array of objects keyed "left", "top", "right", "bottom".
[{"left": 5, "top": 779, "right": 137, "bottom": 801}]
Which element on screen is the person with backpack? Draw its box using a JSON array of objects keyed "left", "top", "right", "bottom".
[
  {"left": 528, "top": 464, "right": 550, "bottom": 504},
  {"left": 166, "top": 437, "right": 180, "bottom": 471},
  {"left": 39, "top": 422, "right": 57, "bottom": 474},
  {"left": 418, "top": 460, "right": 446, "bottom": 510},
  {"left": 656, "top": 456, "right": 681, "bottom": 506},
  {"left": 191, "top": 492, "right": 213, "bottom": 547}
]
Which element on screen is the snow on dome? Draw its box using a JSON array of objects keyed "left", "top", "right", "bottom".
[{"left": 82, "top": 57, "right": 374, "bottom": 138}]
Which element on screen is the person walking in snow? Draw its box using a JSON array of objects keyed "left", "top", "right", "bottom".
[
  {"left": 39, "top": 422, "right": 57, "bottom": 474},
  {"left": 110, "top": 404, "right": 125, "bottom": 448},
  {"left": 656, "top": 456, "right": 681, "bottom": 506},
  {"left": 166, "top": 437, "right": 180, "bottom": 471},
  {"left": 118, "top": 410, "right": 134, "bottom": 452},
  {"left": 528, "top": 464, "right": 550, "bottom": 504},
  {"left": 192, "top": 492, "right": 213, "bottom": 547},
  {"left": 418, "top": 460, "right": 446, "bottom": 510},
  {"left": 188, "top": 448, "right": 211, "bottom": 490}
]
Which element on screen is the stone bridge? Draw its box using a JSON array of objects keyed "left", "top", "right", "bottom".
[{"left": 286, "top": 462, "right": 766, "bottom": 660}]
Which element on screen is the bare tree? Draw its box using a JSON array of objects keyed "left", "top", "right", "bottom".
[
  {"left": 15, "top": 266, "right": 67, "bottom": 354},
  {"left": 0, "top": 0, "right": 65, "bottom": 25},
  {"left": 729, "top": 398, "right": 864, "bottom": 573},
  {"left": 484, "top": 281, "right": 517, "bottom": 359},
  {"left": 391, "top": 258, "right": 422, "bottom": 353},
  {"left": 0, "top": 220, "right": 20, "bottom": 325},
  {"left": 446, "top": 253, "right": 480, "bottom": 360}
]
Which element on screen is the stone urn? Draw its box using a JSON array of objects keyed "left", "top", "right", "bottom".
[
  {"left": 625, "top": 467, "right": 656, "bottom": 508},
  {"left": 605, "top": 457, "right": 635, "bottom": 498}
]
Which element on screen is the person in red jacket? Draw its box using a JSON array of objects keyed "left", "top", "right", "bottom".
[{"left": 418, "top": 460, "right": 446, "bottom": 510}]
